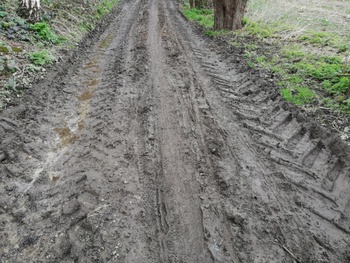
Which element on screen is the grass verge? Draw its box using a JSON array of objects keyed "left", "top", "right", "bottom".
[{"left": 181, "top": 3, "right": 350, "bottom": 119}]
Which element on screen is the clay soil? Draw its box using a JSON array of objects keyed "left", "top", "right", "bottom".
[{"left": 1, "top": 0, "right": 350, "bottom": 262}]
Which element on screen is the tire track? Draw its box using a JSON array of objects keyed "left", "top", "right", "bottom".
[
  {"left": 166, "top": 0, "right": 350, "bottom": 261},
  {"left": 1, "top": 0, "right": 350, "bottom": 262}
]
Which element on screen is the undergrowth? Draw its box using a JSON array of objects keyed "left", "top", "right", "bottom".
[
  {"left": 30, "top": 22, "right": 66, "bottom": 44},
  {"left": 0, "top": 0, "right": 120, "bottom": 109}
]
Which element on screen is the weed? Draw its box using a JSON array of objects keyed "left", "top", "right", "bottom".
[
  {"left": 323, "top": 77, "right": 350, "bottom": 94},
  {"left": 281, "top": 86, "right": 317, "bottom": 105},
  {"left": 247, "top": 61, "right": 254, "bottom": 68},
  {"left": 255, "top": 56, "right": 266, "bottom": 63},
  {"left": 30, "top": 22, "right": 66, "bottom": 44},
  {"left": 96, "top": 0, "right": 119, "bottom": 18},
  {"left": 342, "top": 98, "right": 350, "bottom": 114},
  {"left": 29, "top": 50, "right": 55, "bottom": 65},
  {"left": 287, "top": 75, "right": 303, "bottom": 84},
  {"left": 246, "top": 43, "right": 258, "bottom": 50},
  {"left": 337, "top": 43, "right": 350, "bottom": 53}
]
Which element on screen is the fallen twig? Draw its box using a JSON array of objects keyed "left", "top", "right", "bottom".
[{"left": 282, "top": 245, "right": 302, "bottom": 263}]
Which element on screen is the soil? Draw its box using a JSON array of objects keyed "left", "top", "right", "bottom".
[{"left": 1, "top": 0, "right": 350, "bottom": 262}]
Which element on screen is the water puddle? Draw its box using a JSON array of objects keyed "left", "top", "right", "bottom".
[
  {"left": 54, "top": 127, "right": 78, "bottom": 148},
  {"left": 38, "top": 33, "right": 111, "bottom": 189}
]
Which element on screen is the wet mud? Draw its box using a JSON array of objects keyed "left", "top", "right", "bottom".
[{"left": 0, "top": 0, "right": 350, "bottom": 262}]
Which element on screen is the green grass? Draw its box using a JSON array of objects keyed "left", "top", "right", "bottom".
[
  {"left": 298, "top": 32, "right": 348, "bottom": 52},
  {"left": 281, "top": 86, "right": 317, "bottom": 105},
  {"left": 182, "top": 8, "right": 214, "bottom": 28},
  {"left": 97, "top": 0, "right": 119, "bottom": 17},
  {"left": 242, "top": 18, "right": 276, "bottom": 39},
  {"left": 29, "top": 50, "right": 55, "bottom": 65}
]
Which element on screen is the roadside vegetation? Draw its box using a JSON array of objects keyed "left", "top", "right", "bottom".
[
  {"left": 181, "top": 0, "right": 350, "bottom": 131},
  {"left": 0, "top": 0, "right": 119, "bottom": 109}
]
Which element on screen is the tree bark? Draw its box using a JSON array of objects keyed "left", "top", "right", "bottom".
[
  {"left": 214, "top": 0, "right": 247, "bottom": 30},
  {"left": 190, "top": 0, "right": 212, "bottom": 9},
  {"left": 190, "top": 0, "right": 195, "bottom": 9},
  {"left": 19, "top": 0, "right": 41, "bottom": 21}
]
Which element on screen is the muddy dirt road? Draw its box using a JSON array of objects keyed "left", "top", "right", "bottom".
[{"left": 1, "top": 0, "right": 350, "bottom": 262}]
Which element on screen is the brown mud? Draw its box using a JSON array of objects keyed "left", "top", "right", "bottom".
[{"left": 1, "top": 0, "right": 350, "bottom": 262}]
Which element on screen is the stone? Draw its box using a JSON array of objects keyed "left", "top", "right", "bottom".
[{"left": 6, "top": 60, "right": 16, "bottom": 72}]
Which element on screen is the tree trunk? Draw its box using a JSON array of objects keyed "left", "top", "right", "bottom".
[
  {"left": 190, "top": 0, "right": 195, "bottom": 9},
  {"left": 195, "top": 0, "right": 211, "bottom": 9},
  {"left": 190, "top": 0, "right": 212, "bottom": 9},
  {"left": 19, "top": 0, "right": 41, "bottom": 21},
  {"left": 214, "top": 0, "right": 247, "bottom": 30}
]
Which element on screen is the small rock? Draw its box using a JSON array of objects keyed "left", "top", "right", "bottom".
[
  {"left": 62, "top": 200, "right": 80, "bottom": 216},
  {"left": 12, "top": 26, "right": 20, "bottom": 32},
  {"left": 5, "top": 184, "right": 15, "bottom": 191},
  {"left": 19, "top": 34, "right": 29, "bottom": 41},
  {"left": 6, "top": 34, "right": 14, "bottom": 40},
  {"left": 5, "top": 60, "right": 16, "bottom": 72}
]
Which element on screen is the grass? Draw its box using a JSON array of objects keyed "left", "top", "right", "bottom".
[
  {"left": 181, "top": 0, "right": 350, "bottom": 116},
  {"left": 281, "top": 86, "right": 317, "bottom": 105},
  {"left": 182, "top": 8, "right": 214, "bottom": 28}
]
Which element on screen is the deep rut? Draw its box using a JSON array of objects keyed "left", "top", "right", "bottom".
[{"left": 1, "top": 0, "right": 350, "bottom": 262}]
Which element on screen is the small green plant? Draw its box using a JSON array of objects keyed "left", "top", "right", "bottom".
[
  {"left": 29, "top": 50, "right": 55, "bottom": 65},
  {"left": 30, "top": 22, "right": 66, "bottom": 44},
  {"left": 247, "top": 61, "right": 254, "bottom": 68},
  {"left": 246, "top": 43, "right": 258, "bottom": 50},
  {"left": 255, "top": 56, "right": 266, "bottom": 63},
  {"left": 341, "top": 98, "right": 350, "bottom": 114},
  {"left": 96, "top": 0, "right": 119, "bottom": 17},
  {"left": 281, "top": 86, "right": 317, "bottom": 105}
]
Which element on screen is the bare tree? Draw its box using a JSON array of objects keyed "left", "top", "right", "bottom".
[
  {"left": 19, "top": 0, "right": 41, "bottom": 21},
  {"left": 214, "top": 0, "right": 248, "bottom": 30}
]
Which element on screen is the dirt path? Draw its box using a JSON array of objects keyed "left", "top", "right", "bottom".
[{"left": 1, "top": 0, "right": 350, "bottom": 262}]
